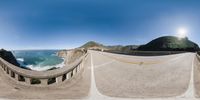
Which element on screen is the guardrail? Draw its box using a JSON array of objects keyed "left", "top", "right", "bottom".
[
  {"left": 104, "top": 50, "right": 187, "bottom": 56},
  {"left": 197, "top": 53, "right": 200, "bottom": 62},
  {"left": 0, "top": 53, "right": 87, "bottom": 86}
]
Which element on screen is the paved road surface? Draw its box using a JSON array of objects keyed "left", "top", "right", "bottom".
[{"left": 0, "top": 50, "right": 199, "bottom": 100}]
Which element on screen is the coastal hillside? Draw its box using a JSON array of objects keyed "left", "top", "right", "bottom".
[
  {"left": 80, "top": 41, "right": 139, "bottom": 53},
  {"left": 106, "top": 45, "right": 139, "bottom": 54},
  {"left": 57, "top": 49, "right": 86, "bottom": 64},
  {"left": 80, "top": 41, "right": 108, "bottom": 50},
  {"left": 138, "top": 36, "right": 199, "bottom": 52},
  {"left": 0, "top": 49, "right": 20, "bottom": 66}
]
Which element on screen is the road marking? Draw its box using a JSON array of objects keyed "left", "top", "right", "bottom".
[
  {"left": 88, "top": 52, "right": 108, "bottom": 100},
  {"left": 177, "top": 53, "right": 196, "bottom": 98},
  {"left": 93, "top": 60, "right": 115, "bottom": 69}
]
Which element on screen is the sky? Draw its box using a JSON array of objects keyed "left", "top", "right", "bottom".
[{"left": 0, "top": 0, "right": 200, "bottom": 50}]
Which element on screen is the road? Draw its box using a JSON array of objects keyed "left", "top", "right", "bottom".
[{"left": 0, "top": 50, "right": 200, "bottom": 100}]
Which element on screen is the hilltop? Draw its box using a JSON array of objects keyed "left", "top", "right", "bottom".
[
  {"left": 80, "top": 36, "right": 199, "bottom": 55},
  {"left": 80, "top": 41, "right": 139, "bottom": 53},
  {"left": 138, "top": 36, "right": 199, "bottom": 52},
  {"left": 80, "top": 41, "right": 107, "bottom": 50}
]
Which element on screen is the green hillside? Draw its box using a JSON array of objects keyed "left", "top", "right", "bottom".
[
  {"left": 80, "top": 41, "right": 105, "bottom": 49},
  {"left": 138, "top": 36, "right": 199, "bottom": 52}
]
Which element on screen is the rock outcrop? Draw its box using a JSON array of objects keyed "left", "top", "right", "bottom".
[
  {"left": 57, "top": 49, "right": 86, "bottom": 64},
  {"left": 0, "top": 49, "right": 20, "bottom": 66}
]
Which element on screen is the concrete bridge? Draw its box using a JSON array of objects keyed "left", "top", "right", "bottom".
[
  {"left": 0, "top": 50, "right": 200, "bottom": 100},
  {"left": 0, "top": 53, "right": 87, "bottom": 86}
]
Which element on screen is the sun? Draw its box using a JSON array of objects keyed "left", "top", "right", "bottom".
[{"left": 176, "top": 28, "right": 187, "bottom": 38}]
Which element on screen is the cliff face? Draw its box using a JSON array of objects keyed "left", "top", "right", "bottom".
[
  {"left": 0, "top": 49, "right": 20, "bottom": 66},
  {"left": 57, "top": 49, "right": 86, "bottom": 64}
]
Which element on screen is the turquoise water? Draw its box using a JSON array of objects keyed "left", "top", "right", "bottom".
[{"left": 12, "top": 50, "right": 64, "bottom": 71}]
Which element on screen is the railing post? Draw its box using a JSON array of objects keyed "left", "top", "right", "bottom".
[
  {"left": 8, "top": 70, "right": 12, "bottom": 76},
  {"left": 80, "top": 62, "right": 83, "bottom": 69},
  {"left": 73, "top": 68, "right": 77, "bottom": 75},
  {"left": 3, "top": 65, "right": 6, "bottom": 71},
  {"left": 40, "top": 79, "right": 48, "bottom": 85},
  {"left": 56, "top": 76, "right": 63, "bottom": 83},
  {"left": 25, "top": 77, "right": 31, "bottom": 84},
  {"left": 15, "top": 73, "right": 19, "bottom": 81},
  {"left": 6, "top": 67, "right": 9, "bottom": 74},
  {"left": 67, "top": 71, "right": 72, "bottom": 79},
  {"left": 77, "top": 64, "right": 80, "bottom": 72}
]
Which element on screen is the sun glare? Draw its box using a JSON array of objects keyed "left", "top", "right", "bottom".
[{"left": 177, "top": 28, "right": 188, "bottom": 38}]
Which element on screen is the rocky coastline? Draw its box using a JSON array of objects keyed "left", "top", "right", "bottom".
[
  {"left": 57, "top": 48, "right": 86, "bottom": 65},
  {"left": 0, "top": 49, "right": 20, "bottom": 67}
]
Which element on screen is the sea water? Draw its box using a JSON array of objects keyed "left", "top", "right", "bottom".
[{"left": 12, "top": 50, "right": 64, "bottom": 71}]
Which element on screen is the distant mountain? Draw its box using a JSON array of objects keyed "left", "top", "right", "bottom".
[
  {"left": 106, "top": 45, "right": 139, "bottom": 54},
  {"left": 138, "top": 36, "right": 199, "bottom": 52},
  {"left": 80, "top": 41, "right": 107, "bottom": 50},
  {"left": 80, "top": 41, "right": 139, "bottom": 53},
  {"left": 0, "top": 49, "right": 20, "bottom": 66}
]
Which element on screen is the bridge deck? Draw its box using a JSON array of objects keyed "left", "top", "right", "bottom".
[{"left": 0, "top": 50, "right": 199, "bottom": 100}]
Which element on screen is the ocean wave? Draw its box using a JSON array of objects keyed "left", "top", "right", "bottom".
[
  {"left": 17, "top": 58, "right": 24, "bottom": 62},
  {"left": 26, "top": 58, "right": 65, "bottom": 71}
]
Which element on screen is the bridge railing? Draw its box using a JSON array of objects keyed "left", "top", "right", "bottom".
[
  {"left": 197, "top": 53, "right": 200, "bottom": 62},
  {"left": 0, "top": 53, "right": 88, "bottom": 86}
]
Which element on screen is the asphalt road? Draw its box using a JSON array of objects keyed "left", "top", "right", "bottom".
[{"left": 0, "top": 50, "right": 199, "bottom": 100}]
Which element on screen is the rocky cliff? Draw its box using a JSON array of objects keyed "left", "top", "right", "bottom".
[
  {"left": 57, "top": 49, "right": 86, "bottom": 64},
  {"left": 0, "top": 49, "right": 20, "bottom": 66}
]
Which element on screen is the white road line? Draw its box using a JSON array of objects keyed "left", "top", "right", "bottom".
[
  {"left": 177, "top": 53, "right": 196, "bottom": 98},
  {"left": 88, "top": 53, "right": 108, "bottom": 100}
]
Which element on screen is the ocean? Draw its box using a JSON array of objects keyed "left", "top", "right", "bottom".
[{"left": 12, "top": 50, "right": 64, "bottom": 71}]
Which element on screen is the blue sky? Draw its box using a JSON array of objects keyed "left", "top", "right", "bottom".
[{"left": 0, "top": 0, "right": 200, "bottom": 50}]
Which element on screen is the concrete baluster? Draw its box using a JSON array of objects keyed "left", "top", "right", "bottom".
[
  {"left": 67, "top": 71, "right": 72, "bottom": 79},
  {"left": 25, "top": 77, "right": 31, "bottom": 84},
  {"left": 56, "top": 76, "right": 63, "bottom": 83},
  {"left": 73, "top": 68, "right": 76, "bottom": 75},
  {"left": 40, "top": 79, "right": 48, "bottom": 85},
  {"left": 77, "top": 64, "right": 80, "bottom": 72},
  {"left": 9, "top": 70, "right": 12, "bottom": 77},
  {"left": 15, "top": 73, "right": 19, "bottom": 81},
  {"left": 6, "top": 67, "right": 9, "bottom": 74}
]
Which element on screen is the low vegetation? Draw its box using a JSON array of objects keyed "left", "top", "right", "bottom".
[{"left": 138, "top": 36, "right": 199, "bottom": 52}]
